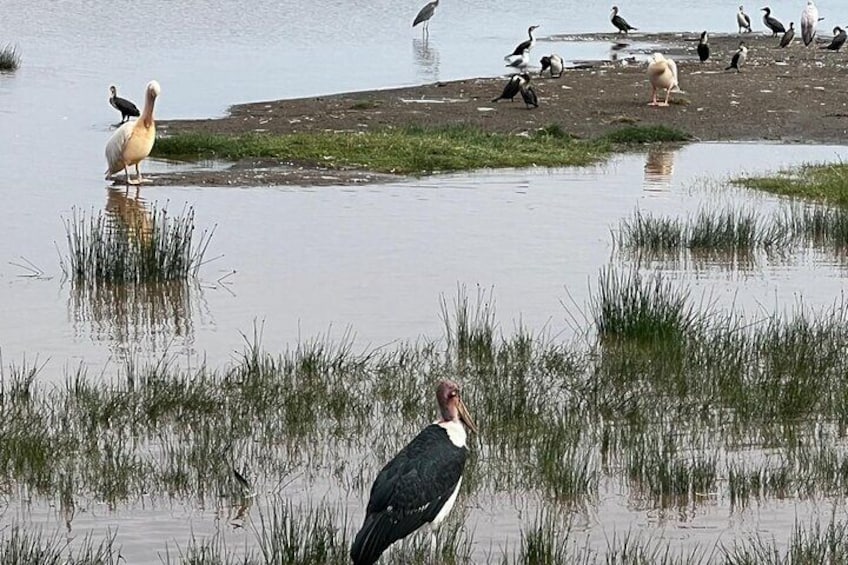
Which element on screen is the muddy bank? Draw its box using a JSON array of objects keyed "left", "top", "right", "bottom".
[{"left": 156, "top": 33, "right": 848, "bottom": 186}]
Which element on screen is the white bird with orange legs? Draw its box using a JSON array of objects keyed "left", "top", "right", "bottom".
[
  {"left": 105, "top": 80, "right": 160, "bottom": 185},
  {"left": 647, "top": 52, "right": 680, "bottom": 107}
]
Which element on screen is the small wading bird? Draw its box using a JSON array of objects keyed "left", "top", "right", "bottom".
[
  {"left": 412, "top": 0, "right": 439, "bottom": 35},
  {"left": 647, "top": 53, "right": 680, "bottom": 107},
  {"left": 801, "top": 0, "right": 819, "bottom": 46},
  {"left": 779, "top": 22, "right": 795, "bottom": 48},
  {"left": 109, "top": 85, "right": 140, "bottom": 124},
  {"left": 492, "top": 73, "right": 528, "bottom": 102},
  {"left": 505, "top": 25, "right": 540, "bottom": 60},
  {"left": 761, "top": 7, "right": 786, "bottom": 36},
  {"left": 822, "top": 26, "right": 847, "bottom": 51},
  {"left": 350, "top": 380, "right": 477, "bottom": 565},
  {"left": 610, "top": 6, "right": 637, "bottom": 34},
  {"left": 737, "top": 5, "right": 753, "bottom": 33},
  {"left": 697, "top": 31, "right": 710, "bottom": 62},
  {"left": 726, "top": 41, "right": 748, "bottom": 71},
  {"left": 539, "top": 54, "right": 564, "bottom": 77},
  {"left": 105, "top": 80, "right": 160, "bottom": 185}
]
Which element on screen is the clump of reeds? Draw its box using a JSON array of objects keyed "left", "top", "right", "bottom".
[
  {"left": 0, "top": 43, "right": 21, "bottom": 72},
  {"left": 0, "top": 526, "right": 120, "bottom": 564},
  {"left": 590, "top": 267, "right": 697, "bottom": 345},
  {"left": 60, "top": 205, "right": 213, "bottom": 284}
]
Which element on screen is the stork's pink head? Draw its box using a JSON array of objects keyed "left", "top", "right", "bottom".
[{"left": 436, "top": 380, "right": 478, "bottom": 434}]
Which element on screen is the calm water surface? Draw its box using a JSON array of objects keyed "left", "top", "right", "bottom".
[{"left": 2, "top": 0, "right": 848, "bottom": 561}]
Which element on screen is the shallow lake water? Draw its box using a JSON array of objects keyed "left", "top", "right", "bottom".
[{"left": 2, "top": 0, "right": 848, "bottom": 562}]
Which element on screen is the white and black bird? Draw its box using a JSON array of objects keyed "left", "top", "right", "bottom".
[
  {"left": 505, "top": 49, "right": 530, "bottom": 71},
  {"left": 506, "top": 25, "right": 540, "bottom": 60},
  {"left": 697, "top": 31, "right": 710, "bottom": 62},
  {"left": 779, "top": 22, "right": 795, "bottom": 47},
  {"left": 822, "top": 26, "right": 847, "bottom": 50},
  {"left": 737, "top": 5, "right": 753, "bottom": 33},
  {"left": 492, "top": 73, "right": 528, "bottom": 102},
  {"left": 412, "top": 0, "right": 439, "bottom": 34},
  {"left": 801, "top": 0, "right": 819, "bottom": 46},
  {"left": 350, "top": 380, "right": 477, "bottom": 565},
  {"left": 539, "top": 54, "right": 564, "bottom": 77},
  {"left": 109, "top": 85, "right": 140, "bottom": 124},
  {"left": 762, "top": 7, "right": 786, "bottom": 36},
  {"left": 647, "top": 53, "right": 680, "bottom": 107},
  {"left": 611, "top": 6, "right": 637, "bottom": 34},
  {"left": 726, "top": 41, "right": 748, "bottom": 71}
]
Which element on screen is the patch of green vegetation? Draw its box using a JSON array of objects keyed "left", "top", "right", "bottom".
[
  {"left": 0, "top": 43, "right": 21, "bottom": 72},
  {"left": 349, "top": 99, "right": 381, "bottom": 110},
  {"left": 737, "top": 162, "right": 848, "bottom": 206},
  {"left": 602, "top": 125, "right": 690, "bottom": 144},
  {"left": 153, "top": 126, "right": 610, "bottom": 175},
  {"left": 60, "top": 205, "right": 213, "bottom": 284}
]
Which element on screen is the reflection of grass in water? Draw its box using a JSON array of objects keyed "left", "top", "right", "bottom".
[
  {"left": 0, "top": 43, "right": 21, "bottom": 71},
  {"left": 60, "top": 205, "right": 213, "bottom": 284}
]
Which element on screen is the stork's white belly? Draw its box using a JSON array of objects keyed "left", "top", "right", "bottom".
[{"left": 431, "top": 477, "right": 461, "bottom": 530}]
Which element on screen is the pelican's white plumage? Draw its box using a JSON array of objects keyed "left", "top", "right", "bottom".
[
  {"left": 647, "top": 53, "right": 679, "bottom": 107},
  {"left": 105, "top": 80, "right": 161, "bottom": 185},
  {"left": 801, "top": 0, "right": 819, "bottom": 46}
]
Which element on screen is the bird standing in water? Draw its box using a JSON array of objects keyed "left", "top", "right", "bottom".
[
  {"left": 412, "top": 0, "right": 439, "bottom": 35},
  {"left": 105, "top": 80, "right": 161, "bottom": 185},
  {"left": 109, "top": 85, "right": 140, "bottom": 124},
  {"left": 506, "top": 25, "right": 540, "bottom": 60},
  {"left": 610, "top": 6, "right": 637, "bottom": 34},
  {"left": 350, "top": 380, "right": 477, "bottom": 565}
]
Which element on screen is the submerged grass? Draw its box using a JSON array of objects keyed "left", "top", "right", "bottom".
[
  {"left": 153, "top": 126, "right": 610, "bottom": 174},
  {"left": 0, "top": 43, "right": 21, "bottom": 72},
  {"left": 736, "top": 162, "right": 848, "bottom": 207},
  {"left": 60, "top": 205, "right": 213, "bottom": 284}
]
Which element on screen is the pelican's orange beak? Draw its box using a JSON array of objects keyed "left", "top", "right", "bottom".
[{"left": 457, "top": 396, "right": 478, "bottom": 435}]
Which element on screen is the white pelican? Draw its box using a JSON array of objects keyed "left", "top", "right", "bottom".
[
  {"left": 800, "top": 0, "right": 819, "bottom": 46},
  {"left": 109, "top": 86, "right": 140, "bottom": 124},
  {"left": 611, "top": 6, "right": 637, "bottom": 34},
  {"left": 780, "top": 22, "right": 795, "bottom": 48},
  {"left": 350, "top": 380, "right": 477, "bottom": 565},
  {"left": 647, "top": 53, "right": 679, "bottom": 107},
  {"left": 762, "top": 7, "right": 786, "bottom": 36},
  {"left": 737, "top": 6, "right": 753, "bottom": 33},
  {"left": 726, "top": 41, "right": 748, "bottom": 71},
  {"left": 105, "top": 80, "right": 160, "bottom": 185}
]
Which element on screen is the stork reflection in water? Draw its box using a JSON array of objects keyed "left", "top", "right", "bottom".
[
  {"left": 412, "top": 36, "right": 440, "bottom": 82},
  {"left": 643, "top": 147, "right": 677, "bottom": 191}
]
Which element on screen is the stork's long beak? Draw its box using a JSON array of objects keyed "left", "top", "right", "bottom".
[{"left": 457, "top": 397, "right": 478, "bottom": 434}]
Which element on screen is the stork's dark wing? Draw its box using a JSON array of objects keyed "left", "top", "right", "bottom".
[
  {"left": 412, "top": 2, "right": 435, "bottom": 26},
  {"left": 350, "top": 424, "right": 467, "bottom": 565}
]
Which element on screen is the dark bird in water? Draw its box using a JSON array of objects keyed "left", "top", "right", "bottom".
[
  {"left": 697, "top": 31, "right": 710, "bottom": 62},
  {"left": 800, "top": 0, "right": 819, "bottom": 46},
  {"left": 539, "top": 54, "right": 564, "bottom": 77},
  {"left": 492, "top": 73, "right": 528, "bottom": 102},
  {"left": 412, "top": 0, "right": 439, "bottom": 34},
  {"left": 822, "top": 26, "right": 847, "bottom": 50},
  {"left": 610, "top": 6, "right": 637, "bottom": 34},
  {"left": 350, "top": 380, "right": 477, "bottom": 565},
  {"left": 726, "top": 41, "right": 748, "bottom": 71},
  {"left": 779, "top": 22, "right": 795, "bottom": 47},
  {"left": 761, "top": 7, "right": 786, "bottom": 36},
  {"left": 737, "top": 5, "right": 753, "bottom": 33},
  {"left": 506, "top": 25, "right": 540, "bottom": 60},
  {"left": 109, "top": 85, "right": 140, "bottom": 124}
]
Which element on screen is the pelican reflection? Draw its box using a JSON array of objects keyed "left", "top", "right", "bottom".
[
  {"left": 413, "top": 36, "right": 440, "bottom": 82},
  {"left": 643, "top": 147, "right": 677, "bottom": 191}
]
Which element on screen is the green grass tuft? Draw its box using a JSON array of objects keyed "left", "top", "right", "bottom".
[
  {"left": 736, "top": 162, "right": 848, "bottom": 207},
  {"left": 152, "top": 126, "right": 609, "bottom": 175},
  {"left": 602, "top": 125, "right": 690, "bottom": 144},
  {"left": 0, "top": 43, "right": 21, "bottom": 72}
]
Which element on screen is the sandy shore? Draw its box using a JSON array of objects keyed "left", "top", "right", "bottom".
[{"left": 154, "top": 33, "right": 848, "bottom": 186}]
